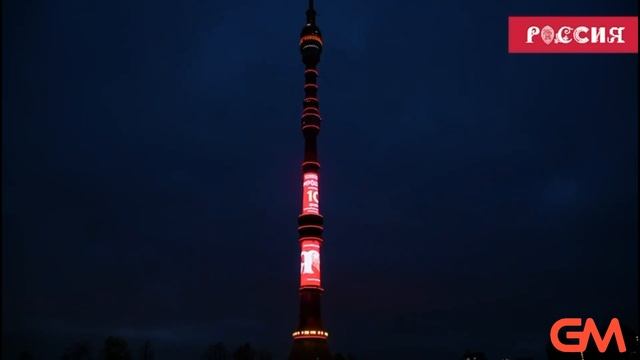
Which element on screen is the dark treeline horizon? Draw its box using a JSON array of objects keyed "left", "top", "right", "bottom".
[
  {"left": 11, "top": 336, "right": 361, "bottom": 360},
  {"left": 7, "top": 324, "right": 640, "bottom": 360}
]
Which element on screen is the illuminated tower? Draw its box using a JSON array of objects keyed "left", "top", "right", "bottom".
[{"left": 289, "top": 1, "right": 331, "bottom": 359}]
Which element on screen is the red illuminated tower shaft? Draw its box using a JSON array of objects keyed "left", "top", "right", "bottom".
[{"left": 289, "top": 1, "right": 331, "bottom": 359}]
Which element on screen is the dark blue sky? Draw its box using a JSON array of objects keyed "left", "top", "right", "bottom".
[{"left": 2, "top": 0, "right": 638, "bottom": 359}]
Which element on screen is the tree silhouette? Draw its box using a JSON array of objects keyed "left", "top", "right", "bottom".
[
  {"left": 18, "top": 351, "right": 34, "bottom": 360},
  {"left": 139, "top": 341, "right": 154, "bottom": 360},
  {"left": 232, "top": 343, "right": 255, "bottom": 360},
  {"left": 62, "top": 341, "right": 92, "bottom": 360},
  {"left": 462, "top": 351, "right": 488, "bottom": 360},
  {"left": 333, "top": 352, "right": 356, "bottom": 360},
  {"left": 257, "top": 349, "right": 272, "bottom": 360},
  {"left": 102, "top": 337, "right": 131, "bottom": 360},
  {"left": 204, "top": 342, "right": 228, "bottom": 360}
]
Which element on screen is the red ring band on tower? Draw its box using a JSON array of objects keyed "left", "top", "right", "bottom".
[
  {"left": 299, "top": 35, "right": 324, "bottom": 45},
  {"left": 301, "top": 161, "right": 320, "bottom": 167},
  {"left": 299, "top": 236, "right": 323, "bottom": 243}
]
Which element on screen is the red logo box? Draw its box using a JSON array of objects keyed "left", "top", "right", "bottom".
[{"left": 509, "top": 16, "right": 638, "bottom": 53}]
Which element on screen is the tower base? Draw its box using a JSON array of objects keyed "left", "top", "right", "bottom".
[{"left": 289, "top": 338, "right": 332, "bottom": 360}]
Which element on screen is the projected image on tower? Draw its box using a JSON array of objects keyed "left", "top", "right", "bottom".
[
  {"left": 300, "top": 240, "right": 321, "bottom": 287},
  {"left": 302, "top": 172, "right": 319, "bottom": 215}
]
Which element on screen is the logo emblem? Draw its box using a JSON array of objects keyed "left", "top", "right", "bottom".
[
  {"left": 508, "top": 16, "right": 638, "bottom": 53},
  {"left": 550, "top": 318, "right": 627, "bottom": 353},
  {"left": 541, "top": 25, "right": 554, "bottom": 44}
]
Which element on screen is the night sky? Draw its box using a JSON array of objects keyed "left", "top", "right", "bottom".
[{"left": 2, "top": 0, "right": 638, "bottom": 359}]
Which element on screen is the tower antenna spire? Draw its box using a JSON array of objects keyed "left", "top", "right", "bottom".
[{"left": 306, "top": 0, "right": 316, "bottom": 24}]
